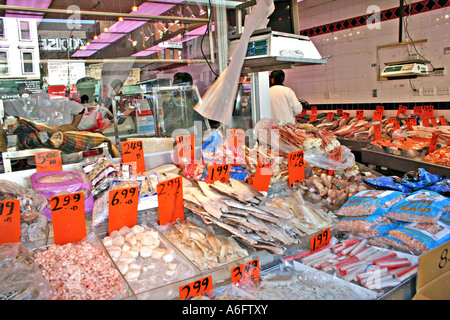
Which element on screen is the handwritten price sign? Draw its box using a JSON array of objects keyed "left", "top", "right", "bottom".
[
  {"left": 228, "top": 128, "right": 245, "bottom": 148},
  {"left": 176, "top": 134, "right": 195, "bottom": 163},
  {"left": 252, "top": 155, "right": 274, "bottom": 192},
  {"left": 231, "top": 259, "right": 260, "bottom": 285},
  {"left": 310, "top": 228, "right": 331, "bottom": 252},
  {"left": 288, "top": 150, "right": 305, "bottom": 188},
  {"left": 356, "top": 110, "right": 364, "bottom": 120},
  {"left": 342, "top": 112, "right": 350, "bottom": 119},
  {"left": 397, "top": 105, "right": 408, "bottom": 116},
  {"left": 424, "top": 105, "right": 434, "bottom": 118},
  {"left": 0, "top": 200, "right": 21, "bottom": 244},
  {"left": 407, "top": 117, "right": 417, "bottom": 130},
  {"left": 35, "top": 150, "right": 63, "bottom": 172},
  {"left": 309, "top": 114, "right": 318, "bottom": 122},
  {"left": 428, "top": 133, "right": 439, "bottom": 155},
  {"left": 122, "top": 141, "right": 145, "bottom": 173},
  {"left": 51, "top": 192, "right": 86, "bottom": 245},
  {"left": 179, "top": 275, "right": 213, "bottom": 300},
  {"left": 157, "top": 176, "right": 184, "bottom": 225},
  {"left": 439, "top": 116, "right": 447, "bottom": 126},
  {"left": 414, "top": 106, "right": 423, "bottom": 118},
  {"left": 108, "top": 187, "right": 139, "bottom": 235},
  {"left": 206, "top": 164, "right": 230, "bottom": 184},
  {"left": 374, "top": 123, "right": 382, "bottom": 141},
  {"left": 327, "top": 112, "right": 334, "bottom": 121},
  {"left": 373, "top": 110, "right": 383, "bottom": 121},
  {"left": 311, "top": 106, "right": 318, "bottom": 114}
]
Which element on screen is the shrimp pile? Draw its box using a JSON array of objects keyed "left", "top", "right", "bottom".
[{"left": 34, "top": 241, "right": 127, "bottom": 300}]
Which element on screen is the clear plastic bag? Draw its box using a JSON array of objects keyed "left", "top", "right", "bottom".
[
  {"left": 304, "top": 145, "right": 355, "bottom": 171},
  {"left": 0, "top": 243, "right": 52, "bottom": 300}
]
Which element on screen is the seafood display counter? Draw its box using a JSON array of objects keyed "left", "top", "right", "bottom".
[
  {"left": 361, "top": 147, "right": 450, "bottom": 176},
  {"left": 336, "top": 138, "right": 371, "bottom": 152}
]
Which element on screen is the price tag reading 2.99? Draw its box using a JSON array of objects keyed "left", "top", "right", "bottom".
[
  {"left": 108, "top": 187, "right": 139, "bottom": 235},
  {"left": 179, "top": 275, "right": 213, "bottom": 300},
  {"left": 288, "top": 150, "right": 305, "bottom": 188}
]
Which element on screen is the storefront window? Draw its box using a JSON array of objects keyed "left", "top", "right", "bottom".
[
  {"left": 18, "top": 20, "right": 31, "bottom": 41},
  {"left": 0, "top": 51, "right": 8, "bottom": 74},
  {"left": 0, "top": 18, "right": 5, "bottom": 40},
  {"left": 21, "top": 51, "right": 34, "bottom": 74}
]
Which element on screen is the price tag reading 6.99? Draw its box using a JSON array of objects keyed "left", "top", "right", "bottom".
[
  {"left": 179, "top": 275, "right": 213, "bottom": 300},
  {"left": 108, "top": 187, "right": 139, "bottom": 235}
]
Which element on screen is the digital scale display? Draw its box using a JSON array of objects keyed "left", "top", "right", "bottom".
[{"left": 247, "top": 39, "right": 268, "bottom": 57}]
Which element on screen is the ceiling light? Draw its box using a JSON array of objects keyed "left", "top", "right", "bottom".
[
  {"left": 93, "top": 35, "right": 98, "bottom": 39},
  {"left": 131, "top": 4, "right": 138, "bottom": 11},
  {"left": 132, "top": 40, "right": 138, "bottom": 46},
  {"left": 103, "top": 27, "right": 109, "bottom": 32},
  {"left": 118, "top": 16, "right": 124, "bottom": 21},
  {"left": 86, "top": 41, "right": 91, "bottom": 46}
]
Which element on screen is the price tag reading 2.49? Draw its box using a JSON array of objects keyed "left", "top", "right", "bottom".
[
  {"left": 122, "top": 141, "right": 145, "bottom": 173},
  {"left": 0, "top": 199, "right": 21, "bottom": 244},
  {"left": 157, "top": 176, "right": 184, "bottom": 225},
  {"left": 179, "top": 275, "right": 213, "bottom": 300},
  {"left": 108, "top": 187, "right": 139, "bottom": 235},
  {"left": 310, "top": 227, "right": 331, "bottom": 252},
  {"left": 288, "top": 150, "right": 305, "bottom": 188},
  {"left": 35, "top": 150, "right": 63, "bottom": 172},
  {"left": 50, "top": 192, "right": 86, "bottom": 245},
  {"left": 231, "top": 259, "right": 260, "bottom": 285},
  {"left": 206, "top": 164, "right": 230, "bottom": 184}
]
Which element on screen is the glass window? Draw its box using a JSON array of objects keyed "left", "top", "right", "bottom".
[
  {"left": 169, "top": 49, "right": 174, "bottom": 59},
  {"left": 21, "top": 51, "right": 34, "bottom": 74},
  {"left": 19, "top": 20, "right": 32, "bottom": 41},
  {"left": 0, "top": 51, "right": 8, "bottom": 74},
  {"left": 0, "top": 18, "right": 5, "bottom": 40}
]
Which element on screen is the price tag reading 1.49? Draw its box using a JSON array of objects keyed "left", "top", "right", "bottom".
[
  {"left": 206, "top": 164, "right": 230, "bottom": 184},
  {"left": 310, "top": 227, "right": 331, "bottom": 252},
  {"left": 231, "top": 259, "right": 260, "bottom": 285},
  {"left": 50, "top": 192, "right": 86, "bottom": 245},
  {"left": 35, "top": 150, "right": 63, "bottom": 172},
  {"left": 0, "top": 200, "right": 21, "bottom": 244},
  {"left": 108, "top": 187, "right": 139, "bottom": 236},
  {"left": 288, "top": 150, "right": 305, "bottom": 188},
  {"left": 179, "top": 275, "right": 213, "bottom": 300},
  {"left": 157, "top": 176, "right": 184, "bottom": 225},
  {"left": 122, "top": 141, "right": 145, "bottom": 173}
]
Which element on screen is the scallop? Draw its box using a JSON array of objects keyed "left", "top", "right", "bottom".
[
  {"left": 125, "top": 235, "right": 137, "bottom": 246},
  {"left": 141, "top": 234, "right": 160, "bottom": 247},
  {"left": 139, "top": 246, "right": 153, "bottom": 258},
  {"left": 110, "top": 230, "right": 121, "bottom": 238},
  {"left": 128, "top": 248, "right": 139, "bottom": 258},
  {"left": 129, "top": 263, "right": 142, "bottom": 271},
  {"left": 121, "top": 242, "right": 131, "bottom": 252},
  {"left": 102, "top": 236, "right": 113, "bottom": 247},
  {"left": 112, "top": 235, "right": 125, "bottom": 247},
  {"left": 125, "top": 269, "right": 140, "bottom": 281},
  {"left": 119, "top": 226, "right": 131, "bottom": 236},
  {"left": 131, "top": 225, "right": 145, "bottom": 234},
  {"left": 107, "top": 246, "right": 121, "bottom": 261},
  {"left": 119, "top": 251, "right": 135, "bottom": 264},
  {"left": 162, "top": 250, "right": 174, "bottom": 263},
  {"left": 151, "top": 248, "right": 166, "bottom": 259},
  {"left": 116, "top": 261, "right": 129, "bottom": 275}
]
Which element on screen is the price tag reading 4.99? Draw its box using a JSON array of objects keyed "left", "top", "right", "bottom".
[
  {"left": 179, "top": 275, "right": 213, "bottom": 300},
  {"left": 231, "top": 259, "right": 260, "bottom": 285},
  {"left": 35, "top": 150, "right": 63, "bottom": 172},
  {"left": 108, "top": 187, "right": 139, "bottom": 235},
  {"left": 121, "top": 141, "right": 145, "bottom": 173},
  {"left": 157, "top": 176, "right": 184, "bottom": 225},
  {"left": 206, "top": 164, "right": 230, "bottom": 184},
  {"left": 310, "top": 227, "right": 331, "bottom": 252},
  {"left": 288, "top": 150, "right": 305, "bottom": 188},
  {"left": 50, "top": 192, "right": 86, "bottom": 245},
  {"left": 0, "top": 200, "right": 21, "bottom": 244}
]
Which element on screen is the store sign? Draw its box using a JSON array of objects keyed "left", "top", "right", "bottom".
[
  {"left": 40, "top": 38, "right": 86, "bottom": 51},
  {"left": 48, "top": 60, "right": 86, "bottom": 86},
  {"left": 158, "top": 41, "right": 183, "bottom": 49},
  {"left": 0, "top": 79, "right": 41, "bottom": 100}
]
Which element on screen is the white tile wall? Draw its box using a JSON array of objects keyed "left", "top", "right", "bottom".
[{"left": 286, "top": 1, "right": 450, "bottom": 106}]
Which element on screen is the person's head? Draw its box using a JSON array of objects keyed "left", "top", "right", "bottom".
[
  {"left": 173, "top": 72, "right": 193, "bottom": 85},
  {"left": 270, "top": 70, "right": 285, "bottom": 86},
  {"left": 80, "top": 95, "right": 89, "bottom": 104},
  {"left": 110, "top": 79, "right": 123, "bottom": 94}
]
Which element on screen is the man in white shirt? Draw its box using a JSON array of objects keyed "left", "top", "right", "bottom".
[{"left": 269, "top": 70, "right": 302, "bottom": 124}]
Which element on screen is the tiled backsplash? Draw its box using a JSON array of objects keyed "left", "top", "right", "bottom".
[{"left": 285, "top": 0, "right": 450, "bottom": 108}]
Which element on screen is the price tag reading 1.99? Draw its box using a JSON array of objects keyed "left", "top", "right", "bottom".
[
  {"left": 179, "top": 275, "right": 213, "bottom": 300},
  {"left": 50, "top": 192, "right": 86, "bottom": 245},
  {"left": 121, "top": 141, "right": 145, "bottom": 173},
  {"left": 206, "top": 164, "right": 230, "bottom": 184},
  {"left": 108, "top": 187, "right": 139, "bottom": 235},
  {"left": 288, "top": 150, "right": 305, "bottom": 188},
  {"left": 310, "top": 227, "right": 331, "bottom": 252},
  {"left": 231, "top": 259, "right": 260, "bottom": 285},
  {"left": 157, "top": 176, "right": 184, "bottom": 225},
  {"left": 0, "top": 200, "right": 21, "bottom": 244}
]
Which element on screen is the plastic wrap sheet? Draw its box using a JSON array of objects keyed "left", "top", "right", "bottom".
[{"left": 193, "top": 0, "right": 275, "bottom": 123}]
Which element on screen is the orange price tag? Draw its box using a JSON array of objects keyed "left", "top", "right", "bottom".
[
  {"left": 424, "top": 105, "right": 434, "bottom": 118},
  {"left": 311, "top": 106, "right": 317, "bottom": 114},
  {"left": 301, "top": 108, "right": 307, "bottom": 115},
  {"left": 431, "top": 117, "right": 438, "bottom": 127},
  {"left": 0, "top": 200, "right": 21, "bottom": 244},
  {"left": 309, "top": 114, "right": 317, "bottom": 122},
  {"left": 428, "top": 133, "right": 439, "bottom": 155},
  {"left": 356, "top": 110, "right": 364, "bottom": 120},
  {"left": 439, "top": 116, "right": 447, "bottom": 126},
  {"left": 310, "top": 227, "right": 331, "bottom": 252},
  {"left": 157, "top": 176, "right": 184, "bottom": 225},
  {"left": 422, "top": 117, "right": 430, "bottom": 127},
  {"left": 414, "top": 106, "right": 423, "bottom": 118},
  {"left": 336, "top": 109, "right": 343, "bottom": 115},
  {"left": 387, "top": 118, "right": 400, "bottom": 130},
  {"left": 342, "top": 112, "right": 350, "bottom": 119},
  {"left": 374, "top": 123, "right": 382, "bottom": 141},
  {"left": 50, "top": 192, "right": 86, "bottom": 245},
  {"left": 373, "top": 110, "right": 383, "bottom": 121},
  {"left": 228, "top": 128, "right": 245, "bottom": 148},
  {"left": 35, "top": 150, "right": 63, "bottom": 172},
  {"left": 327, "top": 112, "right": 334, "bottom": 121},
  {"left": 231, "top": 259, "right": 260, "bottom": 285},
  {"left": 252, "top": 155, "right": 274, "bottom": 192},
  {"left": 328, "top": 146, "right": 342, "bottom": 163},
  {"left": 108, "top": 187, "right": 139, "bottom": 235},
  {"left": 288, "top": 150, "right": 305, "bottom": 188},
  {"left": 122, "top": 141, "right": 145, "bottom": 173},
  {"left": 376, "top": 105, "right": 384, "bottom": 114},
  {"left": 179, "top": 275, "right": 213, "bottom": 300},
  {"left": 206, "top": 164, "right": 230, "bottom": 184},
  {"left": 397, "top": 105, "right": 408, "bottom": 116},
  {"left": 176, "top": 134, "right": 195, "bottom": 164},
  {"left": 407, "top": 117, "right": 417, "bottom": 130}
]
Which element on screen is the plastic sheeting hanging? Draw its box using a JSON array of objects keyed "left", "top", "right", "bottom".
[{"left": 194, "top": 0, "right": 275, "bottom": 124}]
